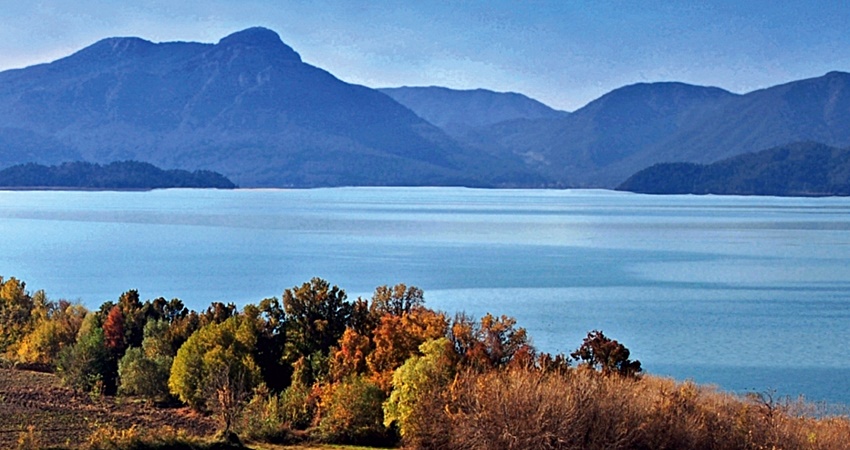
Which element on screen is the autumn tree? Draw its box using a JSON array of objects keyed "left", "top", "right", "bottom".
[
  {"left": 570, "top": 330, "right": 642, "bottom": 377},
  {"left": 369, "top": 284, "right": 424, "bottom": 317},
  {"left": 16, "top": 301, "right": 87, "bottom": 367},
  {"left": 103, "top": 305, "right": 126, "bottom": 354},
  {"left": 317, "top": 375, "right": 389, "bottom": 445},
  {"left": 0, "top": 276, "right": 34, "bottom": 354},
  {"left": 450, "top": 312, "right": 531, "bottom": 371},
  {"left": 202, "top": 301, "right": 237, "bottom": 326},
  {"left": 329, "top": 328, "right": 372, "bottom": 382},
  {"left": 367, "top": 307, "right": 448, "bottom": 391}
]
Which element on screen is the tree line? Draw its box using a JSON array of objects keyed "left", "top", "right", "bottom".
[
  {"left": 0, "top": 275, "right": 642, "bottom": 447},
  {"left": 0, "top": 161, "right": 236, "bottom": 189},
  {"left": 8, "top": 275, "right": 848, "bottom": 450}
]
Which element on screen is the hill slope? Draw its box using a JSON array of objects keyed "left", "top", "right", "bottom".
[
  {"left": 616, "top": 142, "right": 850, "bottom": 196},
  {"left": 0, "top": 368, "right": 216, "bottom": 448},
  {"left": 378, "top": 86, "right": 568, "bottom": 131},
  {"left": 0, "top": 28, "right": 533, "bottom": 187},
  {"left": 468, "top": 82, "right": 738, "bottom": 187}
]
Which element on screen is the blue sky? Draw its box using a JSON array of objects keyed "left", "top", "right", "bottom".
[{"left": 2, "top": 1, "right": 849, "bottom": 111}]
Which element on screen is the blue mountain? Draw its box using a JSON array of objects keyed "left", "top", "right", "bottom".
[{"left": 0, "top": 28, "right": 533, "bottom": 187}]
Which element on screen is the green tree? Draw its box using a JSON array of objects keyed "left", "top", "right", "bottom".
[
  {"left": 250, "top": 298, "right": 290, "bottom": 391},
  {"left": 118, "top": 347, "right": 171, "bottom": 399},
  {"left": 117, "top": 319, "right": 174, "bottom": 400},
  {"left": 56, "top": 313, "right": 109, "bottom": 393},
  {"left": 141, "top": 318, "right": 175, "bottom": 358},
  {"left": 116, "top": 290, "right": 146, "bottom": 349},
  {"left": 283, "top": 278, "right": 352, "bottom": 360}
]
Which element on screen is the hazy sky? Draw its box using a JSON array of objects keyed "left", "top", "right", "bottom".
[{"left": 2, "top": 1, "right": 849, "bottom": 111}]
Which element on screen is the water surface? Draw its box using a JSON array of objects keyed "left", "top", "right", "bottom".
[{"left": 1, "top": 188, "right": 849, "bottom": 406}]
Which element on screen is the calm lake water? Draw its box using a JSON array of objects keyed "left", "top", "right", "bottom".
[{"left": 2, "top": 188, "right": 850, "bottom": 406}]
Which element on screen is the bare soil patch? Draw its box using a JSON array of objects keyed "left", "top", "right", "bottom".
[{"left": 0, "top": 367, "right": 217, "bottom": 448}]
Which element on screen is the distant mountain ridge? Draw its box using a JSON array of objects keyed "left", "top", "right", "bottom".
[
  {"left": 1, "top": 27, "right": 849, "bottom": 189},
  {"left": 616, "top": 142, "right": 850, "bottom": 196},
  {"left": 466, "top": 72, "right": 850, "bottom": 187},
  {"left": 378, "top": 86, "right": 568, "bottom": 131}
]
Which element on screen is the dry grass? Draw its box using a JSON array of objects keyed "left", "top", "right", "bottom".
[
  {"left": 5, "top": 363, "right": 849, "bottom": 450},
  {"left": 409, "top": 367, "right": 850, "bottom": 450}
]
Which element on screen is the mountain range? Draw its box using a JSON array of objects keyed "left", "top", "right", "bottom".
[
  {"left": 1, "top": 27, "right": 849, "bottom": 189},
  {"left": 0, "top": 27, "right": 534, "bottom": 187}
]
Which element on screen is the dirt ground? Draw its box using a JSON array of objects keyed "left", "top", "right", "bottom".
[{"left": 0, "top": 367, "right": 217, "bottom": 448}]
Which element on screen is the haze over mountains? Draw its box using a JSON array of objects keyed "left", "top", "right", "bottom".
[{"left": 1, "top": 27, "right": 849, "bottom": 189}]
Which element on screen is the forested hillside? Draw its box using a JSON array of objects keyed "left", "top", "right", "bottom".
[{"left": 617, "top": 142, "right": 850, "bottom": 196}]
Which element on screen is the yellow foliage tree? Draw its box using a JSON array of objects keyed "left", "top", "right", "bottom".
[{"left": 168, "top": 314, "right": 261, "bottom": 415}]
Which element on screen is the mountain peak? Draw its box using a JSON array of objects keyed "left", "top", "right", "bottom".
[
  {"left": 68, "top": 36, "right": 156, "bottom": 63},
  {"left": 824, "top": 70, "right": 850, "bottom": 78},
  {"left": 217, "top": 27, "right": 301, "bottom": 62}
]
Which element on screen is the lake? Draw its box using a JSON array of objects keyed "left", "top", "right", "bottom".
[{"left": 1, "top": 187, "right": 850, "bottom": 407}]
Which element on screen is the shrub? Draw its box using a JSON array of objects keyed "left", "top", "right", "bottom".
[
  {"left": 118, "top": 346, "right": 172, "bottom": 400},
  {"left": 447, "top": 367, "right": 644, "bottom": 450},
  {"left": 236, "top": 386, "right": 302, "bottom": 444},
  {"left": 317, "top": 375, "right": 390, "bottom": 445},
  {"left": 16, "top": 425, "right": 41, "bottom": 450},
  {"left": 396, "top": 364, "right": 850, "bottom": 450},
  {"left": 280, "top": 378, "right": 319, "bottom": 430}
]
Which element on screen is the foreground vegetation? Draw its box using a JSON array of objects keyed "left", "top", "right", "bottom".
[{"left": 1, "top": 275, "right": 849, "bottom": 449}]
